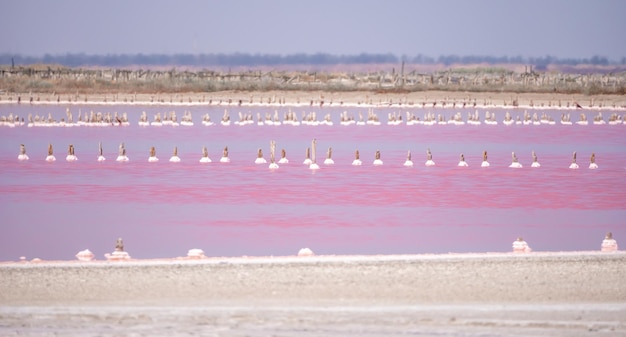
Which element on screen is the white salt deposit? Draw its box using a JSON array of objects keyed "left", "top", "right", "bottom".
[
  {"left": 105, "top": 251, "right": 130, "bottom": 261},
  {"left": 601, "top": 233, "right": 618, "bottom": 252},
  {"left": 75, "top": 249, "right": 95, "bottom": 262},
  {"left": 512, "top": 237, "right": 532, "bottom": 253},
  {"left": 297, "top": 248, "right": 314, "bottom": 257},
  {"left": 187, "top": 249, "right": 205, "bottom": 259}
]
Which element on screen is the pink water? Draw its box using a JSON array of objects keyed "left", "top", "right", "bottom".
[{"left": 1, "top": 104, "right": 624, "bottom": 261}]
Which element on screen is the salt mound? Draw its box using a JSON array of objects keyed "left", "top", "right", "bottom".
[
  {"left": 105, "top": 251, "right": 130, "bottom": 261},
  {"left": 298, "top": 248, "right": 315, "bottom": 257},
  {"left": 106, "top": 237, "right": 131, "bottom": 261},
  {"left": 75, "top": 249, "right": 95, "bottom": 261},
  {"left": 187, "top": 248, "right": 206, "bottom": 259},
  {"left": 601, "top": 232, "right": 618, "bottom": 252},
  {"left": 512, "top": 237, "right": 532, "bottom": 253}
]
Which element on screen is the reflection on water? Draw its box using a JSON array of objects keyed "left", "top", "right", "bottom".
[{"left": 1, "top": 104, "right": 625, "bottom": 260}]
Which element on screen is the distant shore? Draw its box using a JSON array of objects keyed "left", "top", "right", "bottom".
[
  {"left": 1, "top": 251, "right": 624, "bottom": 336},
  {"left": 2, "top": 90, "right": 626, "bottom": 111}
]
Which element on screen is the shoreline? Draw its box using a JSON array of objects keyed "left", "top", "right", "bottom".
[
  {"left": 1, "top": 249, "right": 624, "bottom": 267},
  {"left": 2, "top": 90, "right": 626, "bottom": 111},
  {"left": 2, "top": 251, "right": 624, "bottom": 336},
  {"left": 2, "top": 250, "right": 624, "bottom": 304}
]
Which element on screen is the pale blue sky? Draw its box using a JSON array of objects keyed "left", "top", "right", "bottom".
[{"left": 1, "top": 0, "right": 624, "bottom": 60}]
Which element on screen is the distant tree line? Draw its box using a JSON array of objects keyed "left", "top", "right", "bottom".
[{"left": 1, "top": 53, "right": 624, "bottom": 68}]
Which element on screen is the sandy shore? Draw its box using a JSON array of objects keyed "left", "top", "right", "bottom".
[
  {"left": 1, "top": 252, "right": 625, "bottom": 336},
  {"left": 2, "top": 90, "right": 626, "bottom": 111}
]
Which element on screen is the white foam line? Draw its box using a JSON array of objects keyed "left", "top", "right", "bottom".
[{"left": 2, "top": 251, "right": 624, "bottom": 269}]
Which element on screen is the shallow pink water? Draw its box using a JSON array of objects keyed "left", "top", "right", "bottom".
[{"left": 1, "top": 104, "right": 624, "bottom": 260}]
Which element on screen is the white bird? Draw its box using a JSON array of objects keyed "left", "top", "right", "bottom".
[
  {"left": 199, "top": 146, "right": 212, "bottom": 163},
  {"left": 169, "top": 146, "right": 181, "bottom": 162},
  {"left": 45, "top": 144, "right": 56, "bottom": 162},
  {"left": 352, "top": 150, "right": 362, "bottom": 166},
  {"left": 509, "top": 152, "right": 522, "bottom": 168},
  {"left": 481, "top": 150, "right": 490, "bottom": 167},
  {"left": 148, "top": 146, "right": 159, "bottom": 162},
  {"left": 403, "top": 150, "right": 413, "bottom": 167},
  {"left": 18, "top": 144, "right": 29, "bottom": 161},
  {"left": 569, "top": 151, "right": 579, "bottom": 169}
]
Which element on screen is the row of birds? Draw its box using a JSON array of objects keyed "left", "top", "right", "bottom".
[
  {"left": 1, "top": 108, "right": 624, "bottom": 128},
  {"left": 15, "top": 142, "right": 599, "bottom": 170}
]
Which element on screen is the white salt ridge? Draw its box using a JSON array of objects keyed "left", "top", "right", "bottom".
[
  {"left": 75, "top": 249, "right": 94, "bottom": 262},
  {"left": 5, "top": 250, "right": 625, "bottom": 269}
]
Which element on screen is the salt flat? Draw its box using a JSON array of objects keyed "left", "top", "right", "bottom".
[{"left": 1, "top": 252, "right": 624, "bottom": 336}]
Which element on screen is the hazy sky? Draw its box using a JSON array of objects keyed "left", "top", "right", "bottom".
[{"left": 1, "top": 0, "right": 625, "bottom": 60}]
